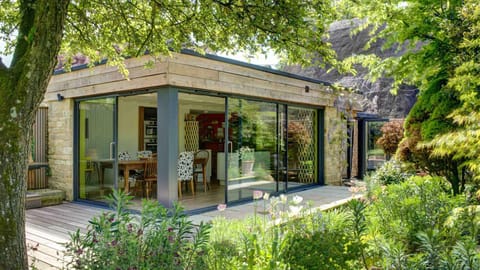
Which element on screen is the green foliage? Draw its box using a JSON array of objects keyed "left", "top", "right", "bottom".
[
  {"left": 59, "top": 0, "right": 339, "bottom": 72},
  {"left": 368, "top": 159, "right": 413, "bottom": 187},
  {"left": 63, "top": 184, "right": 480, "bottom": 270},
  {"left": 283, "top": 209, "right": 362, "bottom": 270},
  {"left": 337, "top": 0, "right": 479, "bottom": 194},
  {"left": 365, "top": 176, "right": 480, "bottom": 269},
  {"left": 65, "top": 190, "right": 211, "bottom": 270},
  {"left": 396, "top": 78, "right": 468, "bottom": 194},
  {"left": 203, "top": 194, "right": 369, "bottom": 270},
  {"left": 427, "top": 1, "right": 480, "bottom": 181},
  {"left": 367, "top": 176, "right": 462, "bottom": 252},
  {"left": 202, "top": 194, "right": 295, "bottom": 270}
]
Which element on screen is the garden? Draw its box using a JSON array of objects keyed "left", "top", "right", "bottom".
[
  {"left": 64, "top": 1, "right": 480, "bottom": 264},
  {"left": 64, "top": 159, "right": 480, "bottom": 269}
]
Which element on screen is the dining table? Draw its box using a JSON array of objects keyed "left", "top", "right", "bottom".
[{"left": 97, "top": 159, "right": 146, "bottom": 193}]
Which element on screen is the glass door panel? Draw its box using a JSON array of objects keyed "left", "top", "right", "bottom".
[
  {"left": 178, "top": 93, "right": 226, "bottom": 210},
  {"left": 287, "top": 106, "right": 317, "bottom": 188},
  {"left": 365, "top": 121, "right": 386, "bottom": 171},
  {"left": 78, "top": 98, "right": 116, "bottom": 201},
  {"left": 227, "top": 98, "right": 278, "bottom": 202}
]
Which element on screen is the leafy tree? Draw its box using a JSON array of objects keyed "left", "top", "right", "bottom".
[
  {"left": 0, "top": 0, "right": 338, "bottom": 268},
  {"left": 426, "top": 1, "right": 480, "bottom": 184},
  {"left": 337, "top": 0, "right": 478, "bottom": 194}
]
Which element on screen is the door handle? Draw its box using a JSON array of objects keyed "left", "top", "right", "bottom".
[{"left": 109, "top": 142, "right": 115, "bottom": 160}]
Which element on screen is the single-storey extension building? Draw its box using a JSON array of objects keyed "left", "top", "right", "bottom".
[{"left": 42, "top": 50, "right": 363, "bottom": 211}]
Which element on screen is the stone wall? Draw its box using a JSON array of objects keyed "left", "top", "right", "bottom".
[
  {"left": 47, "top": 99, "right": 74, "bottom": 200},
  {"left": 351, "top": 120, "right": 359, "bottom": 178},
  {"left": 323, "top": 107, "right": 344, "bottom": 185}
]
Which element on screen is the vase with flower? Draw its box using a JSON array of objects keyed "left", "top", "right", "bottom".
[{"left": 239, "top": 146, "right": 255, "bottom": 176}]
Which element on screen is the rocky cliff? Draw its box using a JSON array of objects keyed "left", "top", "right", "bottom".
[{"left": 283, "top": 20, "right": 417, "bottom": 119}]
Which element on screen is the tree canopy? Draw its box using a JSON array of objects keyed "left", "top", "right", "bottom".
[{"left": 338, "top": 0, "right": 480, "bottom": 193}]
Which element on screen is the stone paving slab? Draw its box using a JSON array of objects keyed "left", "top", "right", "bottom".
[{"left": 189, "top": 185, "right": 358, "bottom": 224}]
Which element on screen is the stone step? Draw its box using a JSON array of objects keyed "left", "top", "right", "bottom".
[{"left": 26, "top": 189, "right": 65, "bottom": 209}]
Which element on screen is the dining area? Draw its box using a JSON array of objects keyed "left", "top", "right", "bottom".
[{"left": 82, "top": 149, "right": 211, "bottom": 204}]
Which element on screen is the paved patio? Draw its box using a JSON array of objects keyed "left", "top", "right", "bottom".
[{"left": 26, "top": 185, "right": 359, "bottom": 269}]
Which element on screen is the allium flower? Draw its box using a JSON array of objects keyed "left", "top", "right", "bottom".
[
  {"left": 253, "top": 190, "right": 263, "bottom": 200},
  {"left": 279, "top": 194, "right": 287, "bottom": 203},
  {"left": 289, "top": 205, "right": 303, "bottom": 215},
  {"left": 217, "top": 204, "right": 227, "bottom": 211},
  {"left": 292, "top": 195, "right": 303, "bottom": 205}
]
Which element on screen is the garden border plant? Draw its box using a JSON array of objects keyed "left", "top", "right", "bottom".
[{"left": 64, "top": 190, "right": 211, "bottom": 270}]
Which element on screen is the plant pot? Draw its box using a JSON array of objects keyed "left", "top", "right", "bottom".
[{"left": 241, "top": 160, "right": 254, "bottom": 176}]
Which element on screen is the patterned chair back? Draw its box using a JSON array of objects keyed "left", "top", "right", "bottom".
[{"left": 177, "top": 151, "right": 194, "bottom": 181}]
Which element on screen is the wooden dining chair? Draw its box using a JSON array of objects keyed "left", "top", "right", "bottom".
[
  {"left": 193, "top": 150, "right": 209, "bottom": 192},
  {"left": 177, "top": 151, "right": 194, "bottom": 199},
  {"left": 143, "top": 158, "right": 157, "bottom": 199}
]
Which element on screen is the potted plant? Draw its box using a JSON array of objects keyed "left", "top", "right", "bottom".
[{"left": 239, "top": 146, "right": 255, "bottom": 176}]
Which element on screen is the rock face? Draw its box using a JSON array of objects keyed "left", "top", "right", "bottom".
[{"left": 283, "top": 19, "right": 418, "bottom": 119}]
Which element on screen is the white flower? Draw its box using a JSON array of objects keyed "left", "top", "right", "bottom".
[
  {"left": 263, "top": 192, "right": 270, "bottom": 201},
  {"left": 292, "top": 195, "right": 303, "bottom": 205},
  {"left": 289, "top": 205, "right": 303, "bottom": 215},
  {"left": 280, "top": 194, "right": 287, "bottom": 203}
]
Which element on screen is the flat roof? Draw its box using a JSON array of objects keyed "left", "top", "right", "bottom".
[{"left": 53, "top": 49, "right": 331, "bottom": 86}]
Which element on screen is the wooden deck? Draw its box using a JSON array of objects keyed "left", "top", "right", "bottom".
[
  {"left": 27, "top": 185, "right": 358, "bottom": 269},
  {"left": 27, "top": 203, "right": 106, "bottom": 269}
]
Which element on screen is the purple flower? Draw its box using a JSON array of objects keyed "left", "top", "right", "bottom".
[
  {"left": 217, "top": 204, "right": 227, "bottom": 211},
  {"left": 253, "top": 190, "right": 263, "bottom": 200}
]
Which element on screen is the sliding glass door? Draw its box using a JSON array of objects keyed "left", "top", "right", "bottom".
[
  {"left": 77, "top": 98, "right": 117, "bottom": 202},
  {"left": 227, "top": 98, "right": 280, "bottom": 202}
]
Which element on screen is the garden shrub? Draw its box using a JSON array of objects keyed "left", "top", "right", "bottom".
[
  {"left": 203, "top": 193, "right": 369, "bottom": 270},
  {"left": 367, "top": 176, "right": 464, "bottom": 252},
  {"left": 376, "top": 120, "right": 404, "bottom": 158},
  {"left": 366, "top": 159, "right": 414, "bottom": 192},
  {"left": 283, "top": 210, "right": 355, "bottom": 270},
  {"left": 65, "top": 190, "right": 210, "bottom": 270},
  {"left": 282, "top": 199, "right": 369, "bottom": 270}
]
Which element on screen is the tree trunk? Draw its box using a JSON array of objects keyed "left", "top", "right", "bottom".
[
  {"left": 0, "top": 1, "right": 69, "bottom": 269},
  {"left": 0, "top": 127, "right": 30, "bottom": 269}
]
